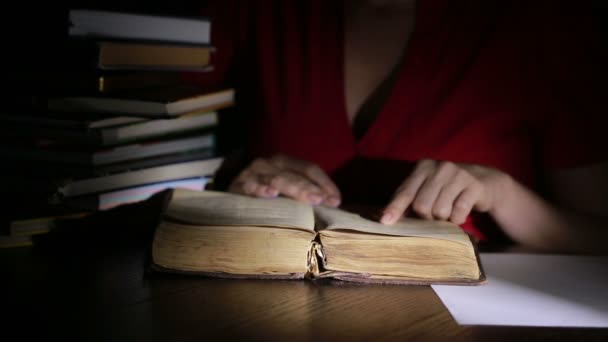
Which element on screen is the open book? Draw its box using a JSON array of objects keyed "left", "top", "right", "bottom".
[{"left": 151, "top": 189, "right": 486, "bottom": 285}]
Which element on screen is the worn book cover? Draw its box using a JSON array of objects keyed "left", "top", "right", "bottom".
[{"left": 151, "top": 189, "right": 486, "bottom": 285}]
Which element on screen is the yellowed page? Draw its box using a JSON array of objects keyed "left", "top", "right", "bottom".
[
  {"left": 152, "top": 221, "right": 312, "bottom": 275},
  {"left": 165, "top": 189, "right": 315, "bottom": 232},
  {"left": 314, "top": 206, "right": 471, "bottom": 246},
  {"left": 319, "top": 232, "right": 481, "bottom": 280}
]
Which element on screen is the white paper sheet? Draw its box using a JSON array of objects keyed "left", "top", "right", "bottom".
[{"left": 432, "top": 253, "right": 608, "bottom": 327}]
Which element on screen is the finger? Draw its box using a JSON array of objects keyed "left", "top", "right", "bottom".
[
  {"left": 432, "top": 169, "right": 471, "bottom": 220},
  {"left": 249, "top": 158, "right": 281, "bottom": 175},
  {"left": 288, "top": 162, "right": 341, "bottom": 206},
  {"left": 270, "top": 155, "right": 341, "bottom": 203},
  {"left": 253, "top": 184, "right": 280, "bottom": 198},
  {"left": 432, "top": 183, "right": 464, "bottom": 221},
  {"left": 260, "top": 171, "right": 324, "bottom": 205},
  {"left": 299, "top": 164, "right": 340, "bottom": 196},
  {"left": 304, "top": 166, "right": 341, "bottom": 206},
  {"left": 228, "top": 158, "right": 283, "bottom": 196},
  {"left": 248, "top": 165, "right": 281, "bottom": 198},
  {"left": 412, "top": 161, "right": 458, "bottom": 220},
  {"left": 450, "top": 185, "right": 480, "bottom": 225},
  {"left": 381, "top": 162, "right": 431, "bottom": 224},
  {"left": 228, "top": 177, "right": 260, "bottom": 196}
]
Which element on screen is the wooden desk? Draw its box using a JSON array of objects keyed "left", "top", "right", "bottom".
[{"left": 2, "top": 198, "right": 607, "bottom": 341}]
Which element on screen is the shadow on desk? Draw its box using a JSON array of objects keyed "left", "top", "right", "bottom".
[
  {"left": 33, "top": 189, "right": 171, "bottom": 252},
  {"left": 2, "top": 191, "right": 607, "bottom": 341}
]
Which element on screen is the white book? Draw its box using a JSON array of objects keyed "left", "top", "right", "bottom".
[
  {"left": 68, "top": 9, "right": 211, "bottom": 45},
  {"left": 59, "top": 157, "right": 223, "bottom": 198},
  {"left": 98, "top": 177, "right": 210, "bottom": 210}
]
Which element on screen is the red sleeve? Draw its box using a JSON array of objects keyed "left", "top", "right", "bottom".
[{"left": 532, "top": 0, "right": 608, "bottom": 169}]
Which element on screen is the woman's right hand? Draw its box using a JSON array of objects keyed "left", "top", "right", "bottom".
[{"left": 228, "top": 154, "right": 341, "bottom": 207}]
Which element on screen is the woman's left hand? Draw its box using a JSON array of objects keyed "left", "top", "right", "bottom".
[{"left": 380, "top": 159, "right": 511, "bottom": 225}]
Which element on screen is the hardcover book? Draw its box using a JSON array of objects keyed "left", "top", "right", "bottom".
[
  {"left": 68, "top": 9, "right": 211, "bottom": 45},
  {"left": 0, "top": 131, "right": 215, "bottom": 165},
  {"left": 98, "top": 41, "right": 214, "bottom": 71},
  {"left": 151, "top": 189, "right": 486, "bottom": 285},
  {"left": 0, "top": 110, "right": 218, "bottom": 146},
  {"left": 47, "top": 86, "right": 234, "bottom": 118},
  {"left": 58, "top": 157, "right": 224, "bottom": 198}
]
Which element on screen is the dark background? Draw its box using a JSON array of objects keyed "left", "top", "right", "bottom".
[
  {"left": 2, "top": 0, "right": 607, "bottom": 86},
  {"left": 2, "top": 0, "right": 608, "bottom": 68},
  {"left": 1, "top": 1, "right": 207, "bottom": 74},
  {"left": 1, "top": 0, "right": 607, "bottom": 166}
]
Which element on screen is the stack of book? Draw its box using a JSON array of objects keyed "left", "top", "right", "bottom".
[{"left": 1, "top": 9, "right": 232, "bottom": 245}]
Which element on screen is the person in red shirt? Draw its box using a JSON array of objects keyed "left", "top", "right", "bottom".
[{"left": 184, "top": 0, "right": 608, "bottom": 253}]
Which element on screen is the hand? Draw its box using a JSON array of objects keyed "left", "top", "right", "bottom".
[
  {"left": 380, "top": 159, "right": 510, "bottom": 225},
  {"left": 228, "top": 154, "right": 341, "bottom": 207}
]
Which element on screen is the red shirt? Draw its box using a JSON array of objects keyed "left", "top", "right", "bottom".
[{"left": 185, "top": 0, "right": 608, "bottom": 240}]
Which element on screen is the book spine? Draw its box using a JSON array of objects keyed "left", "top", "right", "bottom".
[{"left": 306, "top": 241, "right": 325, "bottom": 279}]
